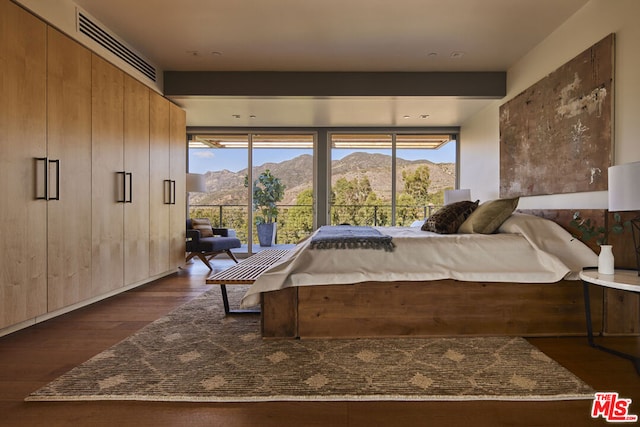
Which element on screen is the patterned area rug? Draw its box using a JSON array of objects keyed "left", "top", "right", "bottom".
[{"left": 27, "top": 287, "right": 594, "bottom": 402}]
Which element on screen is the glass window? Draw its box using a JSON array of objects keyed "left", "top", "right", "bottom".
[
  {"left": 330, "top": 133, "right": 455, "bottom": 226},
  {"left": 330, "top": 134, "right": 392, "bottom": 226}
]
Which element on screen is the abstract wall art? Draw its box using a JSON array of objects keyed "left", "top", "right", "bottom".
[{"left": 499, "top": 34, "right": 614, "bottom": 197}]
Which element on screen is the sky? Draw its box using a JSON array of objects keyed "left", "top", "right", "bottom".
[{"left": 189, "top": 141, "right": 457, "bottom": 174}]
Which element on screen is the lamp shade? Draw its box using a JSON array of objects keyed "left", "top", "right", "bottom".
[
  {"left": 608, "top": 162, "right": 640, "bottom": 212},
  {"left": 186, "top": 173, "right": 207, "bottom": 193},
  {"left": 444, "top": 189, "right": 471, "bottom": 205}
]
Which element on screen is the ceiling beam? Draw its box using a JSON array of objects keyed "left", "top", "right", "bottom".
[{"left": 163, "top": 71, "right": 505, "bottom": 98}]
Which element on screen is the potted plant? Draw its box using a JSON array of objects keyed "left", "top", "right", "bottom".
[
  {"left": 570, "top": 211, "right": 629, "bottom": 245},
  {"left": 570, "top": 211, "right": 630, "bottom": 274},
  {"left": 247, "top": 169, "right": 286, "bottom": 246}
]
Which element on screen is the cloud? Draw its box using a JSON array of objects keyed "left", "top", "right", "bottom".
[{"left": 195, "top": 151, "right": 215, "bottom": 159}]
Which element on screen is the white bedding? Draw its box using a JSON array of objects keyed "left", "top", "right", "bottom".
[{"left": 240, "top": 213, "right": 597, "bottom": 308}]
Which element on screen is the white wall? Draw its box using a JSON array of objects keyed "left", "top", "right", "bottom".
[{"left": 460, "top": 0, "right": 640, "bottom": 209}]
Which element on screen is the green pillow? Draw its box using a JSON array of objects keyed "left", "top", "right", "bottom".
[{"left": 458, "top": 197, "right": 519, "bottom": 234}]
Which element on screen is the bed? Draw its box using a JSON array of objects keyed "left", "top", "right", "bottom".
[{"left": 240, "top": 209, "right": 604, "bottom": 339}]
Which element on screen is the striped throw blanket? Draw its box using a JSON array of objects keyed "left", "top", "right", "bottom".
[{"left": 309, "top": 225, "right": 395, "bottom": 252}]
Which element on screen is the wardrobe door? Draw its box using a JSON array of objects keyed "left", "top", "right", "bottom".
[
  {"left": 91, "top": 54, "right": 125, "bottom": 295},
  {"left": 169, "top": 103, "right": 187, "bottom": 269},
  {"left": 148, "top": 92, "right": 171, "bottom": 275},
  {"left": 0, "top": 0, "right": 47, "bottom": 328},
  {"left": 123, "top": 75, "right": 150, "bottom": 285},
  {"left": 46, "top": 27, "right": 92, "bottom": 311}
]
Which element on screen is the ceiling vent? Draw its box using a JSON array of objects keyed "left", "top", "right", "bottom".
[{"left": 77, "top": 10, "right": 157, "bottom": 82}]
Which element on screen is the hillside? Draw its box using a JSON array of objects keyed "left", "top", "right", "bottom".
[{"left": 190, "top": 152, "right": 454, "bottom": 206}]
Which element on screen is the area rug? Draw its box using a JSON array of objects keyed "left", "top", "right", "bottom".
[{"left": 26, "top": 286, "right": 594, "bottom": 402}]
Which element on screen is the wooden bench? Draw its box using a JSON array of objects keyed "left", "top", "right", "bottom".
[{"left": 206, "top": 249, "right": 291, "bottom": 314}]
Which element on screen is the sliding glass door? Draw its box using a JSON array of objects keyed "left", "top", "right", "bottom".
[
  {"left": 330, "top": 134, "right": 392, "bottom": 226},
  {"left": 188, "top": 134, "right": 250, "bottom": 245},
  {"left": 189, "top": 133, "right": 315, "bottom": 254},
  {"left": 251, "top": 134, "right": 314, "bottom": 249}
]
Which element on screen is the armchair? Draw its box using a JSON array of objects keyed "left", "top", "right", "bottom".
[{"left": 186, "top": 218, "right": 242, "bottom": 269}]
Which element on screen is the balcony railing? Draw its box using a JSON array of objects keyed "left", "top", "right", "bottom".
[
  {"left": 188, "top": 203, "right": 441, "bottom": 245},
  {"left": 330, "top": 204, "right": 439, "bottom": 227}
]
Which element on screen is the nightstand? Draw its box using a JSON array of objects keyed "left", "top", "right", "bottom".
[{"left": 580, "top": 268, "right": 640, "bottom": 374}]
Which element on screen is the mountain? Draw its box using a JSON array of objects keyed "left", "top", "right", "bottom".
[{"left": 190, "top": 152, "right": 454, "bottom": 206}]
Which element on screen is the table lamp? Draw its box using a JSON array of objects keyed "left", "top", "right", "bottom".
[
  {"left": 608, "top": 161, "right": 640, "bottom": 275},
  {"left": 186, "top": 173, "right": 207, "bottom": 193},
  {"left": 186, "top": 173, "right": 207, "bottom": 218},
  {"left": 443, "top": 189, "right": 471, "bottom": 205}
]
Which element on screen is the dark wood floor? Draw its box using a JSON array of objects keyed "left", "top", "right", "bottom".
[{"left": 1, "top": 260, "right": 638, "bottom": 427}]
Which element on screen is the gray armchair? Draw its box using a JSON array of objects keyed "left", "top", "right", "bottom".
[{"left": 186, "top": 218, "right": 241, "bottom": 269}]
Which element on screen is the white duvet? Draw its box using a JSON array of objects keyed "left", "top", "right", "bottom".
[{"left": 240, "top": 213, "right": 598, "bottom": 308}]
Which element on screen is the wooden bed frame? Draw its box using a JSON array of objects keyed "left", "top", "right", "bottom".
[
  {"left": 261, "top": 279, "right": 603, "bottom": 338},
  {"left": 259, "top": 209, "right": 639, "bottom": 339}
]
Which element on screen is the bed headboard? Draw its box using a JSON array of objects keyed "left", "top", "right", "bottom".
[
  {"left": 518, "top": 209, "right": 603, "bottom": 253},
  {"left": 519, "top": 208, "right": 639, "bottom": 269},
  {"left": 520, "top": 209, "right": 639, "bottom": 336}
]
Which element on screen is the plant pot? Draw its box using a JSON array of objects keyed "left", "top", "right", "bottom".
[
  {"left": 598, "top": 244, "right": 614, "bottom": 275},
  {"left": 257, "top": 222, "right": 277, "bottom": 247}
]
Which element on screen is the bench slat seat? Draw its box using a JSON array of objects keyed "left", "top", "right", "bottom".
[{"left": 206, "top": 249, "right": 291, "bottom": 313}]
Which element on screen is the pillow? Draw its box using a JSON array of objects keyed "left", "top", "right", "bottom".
[
  {"left": 458, "top": 197, "right": 519, "bottom": 234},
  {"left": 421, "top": 200, "right": 479, "bottom": 234},
  {"left": 191, "top": 218, "right": 214, "bottom": 237}
]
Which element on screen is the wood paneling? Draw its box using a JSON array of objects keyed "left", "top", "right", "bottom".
[
  {"left": 91, "top": 54, "right": 125, "bottom": 295},
  {"left": 46, "top": 27, "right": 92, "bottom": 311},
  {"left": 0, "top": 0, "right": 47, "bottom": 328},
  {"left": 123, "top": 74, "right": 150, "bottom": 285},
  {"left": 148, "top": 92, "right": 171, "bottom": 275},
  {"left": 262, "top": 287, "right": 298, "bottom": 338},
  {"left": 1, "top": 0, "right": 187, "bottom": 334},
  {"left": 169, "top": 103, "right": 186, "bottom": 268},
  {"left": 294, "top": 280, "right": 602, "bottom": 338}
]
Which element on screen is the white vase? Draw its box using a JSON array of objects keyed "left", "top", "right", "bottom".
[{"left": 598, "top": 244, "right": 615, "bottom": 275}]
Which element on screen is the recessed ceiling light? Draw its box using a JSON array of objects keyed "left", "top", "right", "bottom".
[
  {"left": 420, "top": 114, "right": 430, "bottom": 119},
  {"left": 211, "top": 51, "right": 223, "bottom": 56},
  {"left": 427, "top": 52, "right": 438, "bottom": 57},
  {"left": 450, "top": 51, "right": 465, "bottom": 59},
  {"left": 403, "top": 115, "right": 411, "bottom": 119},
  {"left": 232, "top": 114, "right": 240, "bottom": 119},
  {"left": 186, "top": 50, "right": 199, "bottom": 56},
  {"left": 249, "top": 115, "right": 256, "bottom": 119}
]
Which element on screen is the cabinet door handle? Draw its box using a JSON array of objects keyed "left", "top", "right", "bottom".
[
  {"left": 125, "top": 172, "right": 133, "bottom": 203},
  {"left": 49, "top": 159, "right": 60, "bottom": 201},
  {"left": 116, "top": 171, "right": 126, "bottom": 203},
  {"left": 171, "top": 180, "right": 176, "bottom": 205},
  {"left": 163, "top": 179, "right": 172, "bottom": 204},
  {"left": 35, "top": 157, "right": 48, "bottom": 200}
]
